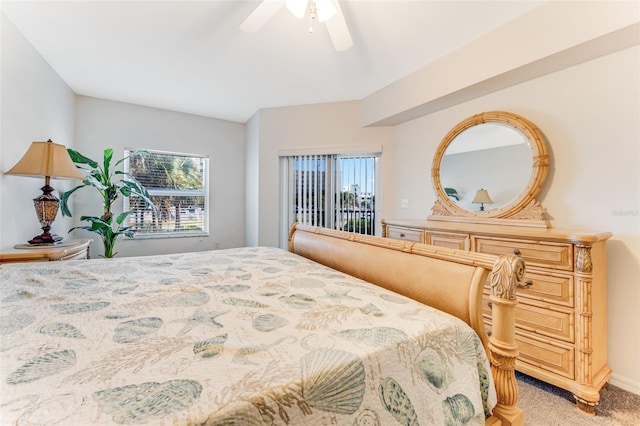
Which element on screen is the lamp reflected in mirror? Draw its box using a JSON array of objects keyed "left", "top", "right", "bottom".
[
  {"left": 4, "top": 139, "right": 84, "bottom": 245},
  {"left": 472, "top": 188, "right": 493, "bottom": 211}
]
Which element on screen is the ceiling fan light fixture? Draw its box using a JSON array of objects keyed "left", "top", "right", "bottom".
[
  {"left": 243, "top": 0, "right": 351, "bottom": 51},
  {"left": 285, "top": 0, "right": 308, "bottom": 19},
  {"left": 285, "top": 0, "right": 337, "bottom": 22},
  {"left": 315, "top": 0, "right": 337, "bottom": 22}
]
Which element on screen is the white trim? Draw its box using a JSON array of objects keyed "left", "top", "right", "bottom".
[
  {"left": 374, "top": 155, "right": 382, "bottom": 236},
  {"left": 278, "top": 145, "right": 382, "bottom": 157},
  {"left": 278, "top": 157, "right": 290, "bottom": 249},
  {"left": 609, "top": 373, "right": 640, "bottom": 395}
]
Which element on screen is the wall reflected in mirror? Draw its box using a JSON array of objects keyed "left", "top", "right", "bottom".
[{"left": 440, "top": 123, "right": 532, "bottom": 212}]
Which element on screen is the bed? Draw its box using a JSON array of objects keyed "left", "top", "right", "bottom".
[{"left": 0, "top": 224, "right": 524, "bottom": 425}]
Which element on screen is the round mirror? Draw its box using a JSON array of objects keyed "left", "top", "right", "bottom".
[{"left": 431, "top": 111, "right": 549, "bottom": 223}]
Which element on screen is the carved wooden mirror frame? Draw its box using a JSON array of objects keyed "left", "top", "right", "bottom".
[{"left": 430, "top": 111, "right": 550, "bottom": 227}]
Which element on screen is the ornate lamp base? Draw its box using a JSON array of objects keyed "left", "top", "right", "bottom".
[
  {"left": 28, "top": 230, "right": 63, "bottom": 245},
  {"left": 28, "top": 183, "right": 64, "bottom": 245}
]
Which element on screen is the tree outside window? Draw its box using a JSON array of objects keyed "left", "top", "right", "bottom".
[{"left": 124, "top": 149, "right": 209, "bottom": 237}]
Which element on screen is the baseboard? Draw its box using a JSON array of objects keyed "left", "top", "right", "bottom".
[{"left": 609, "top": 373, "right": 640, "bottom": 395}]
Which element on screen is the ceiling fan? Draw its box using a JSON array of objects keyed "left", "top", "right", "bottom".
[{"left": 240, "top": 0, "right": 353, "bottom": 51}]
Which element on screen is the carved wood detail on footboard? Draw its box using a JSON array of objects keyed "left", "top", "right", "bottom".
[
  {"left": 488, "top": 255, "right": 525, "bottom": 426},
  {"left": 288, "top": 224, "right": 524, "bottom": 426}
]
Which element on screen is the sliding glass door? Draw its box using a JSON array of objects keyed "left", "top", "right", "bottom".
[{"left": 280, "top": 152, "right": 379, "bottom": 246}]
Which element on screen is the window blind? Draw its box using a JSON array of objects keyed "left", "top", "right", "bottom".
[
  {"left": 124, "top": 149, "right": 209, "bottom": 238},
  {"left": 286, "top": 153, "right": 378, "bottom": 236}
]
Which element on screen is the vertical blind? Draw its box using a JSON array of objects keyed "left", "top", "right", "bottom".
[{"left": 288, "top": 153, "right": 378, "bottom": 236}]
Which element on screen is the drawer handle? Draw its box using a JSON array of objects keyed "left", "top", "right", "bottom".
[
  {"left": 400, "top": 233, "right": 406, "bottom": 238},
  {"left": 487, "top": 331, "right": 492, "bottom": 337},
  {"left": 518, "top": 280, "right": 533, "bottom": 289},
  {"left": 487, "top": 301, "right": 492, "bottom": 308},
  {"left": 513, "top": 248, "right": 521, "bottom": 256}
]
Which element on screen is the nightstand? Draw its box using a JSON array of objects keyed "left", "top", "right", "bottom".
[{"left": 0, "top": 239, "right": 92, "bottom": 264}]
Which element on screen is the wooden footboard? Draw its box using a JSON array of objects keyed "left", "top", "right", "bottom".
[{"left": 289, "top": 224, "right": 524, "bottom": 426}]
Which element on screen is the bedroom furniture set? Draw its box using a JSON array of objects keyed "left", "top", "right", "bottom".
[
  {"left": 0, "top": 111, "right": 610, "bottom": 424},
  {"left": 383, "top": 111, "right": 611, "bottom": 414}
]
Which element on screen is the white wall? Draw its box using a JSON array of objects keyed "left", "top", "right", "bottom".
[
  {"left": 246, "top": 101, "right": 395, "bottom": 247},
  {"left": 245, "top": 112, "right": 260, "bottom": 247},
  {"left": 392, "top": 45, "right": 640, "bottom": 393},
  {"left": 441, "top": 144, "right": 531, "bottom": 211},
  {"left": 362, "top": 0, "right": 640, "bottom": 126},
  {"left": 73, "top": 96, "right": 246, "bottom": 258},
  {"left": 0, "top": 15, "right": 77, "bottom": 246}
]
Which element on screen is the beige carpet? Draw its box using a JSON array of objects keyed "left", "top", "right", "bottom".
[{"left": 517, "top": 372, "right": 640, "bottom": 425}]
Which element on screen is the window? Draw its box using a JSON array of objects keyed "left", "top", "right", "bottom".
[
  {"left": 280, "top": 151, "right": 379, "bottom": 246},
  {"left": 124, "top": 148, "right": 209, "bottom": 238}
]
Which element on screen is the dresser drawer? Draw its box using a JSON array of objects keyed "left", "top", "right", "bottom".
[
  {"left": 427, "top": 231, "right": 470, "bottom": 250},
  {"left": 483, "top": 296, "right": 574, "bottom": 343},
  {"left": 514, "top": 333, "right": 575, "bottom": 380},
  {"left": 484, "top": 271, "right": 574, "bottom": 308},
  {"left": 475, "top": 237, "right": 573, "bottom": 271},
  {"left": 516, "top": 272, "right": 574, "bottom": 307},
  {"left": 386, "top": 226, "right": 424, "bottom": 243},
  {"left": 485, "top": 321, "right": 575, "bottom": 380},
  {"left": 515, "top": 303, "right": 574, "bottom": 343}
]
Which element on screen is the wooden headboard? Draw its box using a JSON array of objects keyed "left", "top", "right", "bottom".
[{"left": 289, "top": 224, "right": 525, "bottom": 426}]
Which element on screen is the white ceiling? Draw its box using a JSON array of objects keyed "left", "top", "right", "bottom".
[{"left": 2, "top": 0, "right": 544, "bottom": 123}]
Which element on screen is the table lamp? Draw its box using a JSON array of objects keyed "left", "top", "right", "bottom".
[
  {"left": 4, "top": 139, "right": 84, "bottom": 245},
  {"left": 472, "top": 188, "right": 493, "bottom": 211}
]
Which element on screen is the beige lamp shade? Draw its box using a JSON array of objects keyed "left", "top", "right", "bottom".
[
  {"left": 5, "top": 140, "right": 84, "bottom": 180},
  {"left": 5, "top": 139, "right": 83, "bottom": 245},
  {"left": 472, "top": 189, "right": 493, "bottom": 204},
  {"left": 472, "top": 188, "right": 493, "bottom": 211}
]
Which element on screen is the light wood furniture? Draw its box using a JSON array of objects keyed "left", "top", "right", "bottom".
[
  {"left": 382, "top": 219, "right": 611, "bottom": 414},
  {"left": 430, "top": 111, "right": 550, "bottom": 228},
  {"left": 0, "top": 239, "right": 92, "bottom": 264},
  {"left": 290, "top": 224, "right": 525, "bottom": 426}
]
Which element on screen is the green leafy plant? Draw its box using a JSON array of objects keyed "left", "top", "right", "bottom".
[
  {"left": 61, "top": 148, "right": 157, "bottom": 258},
  {"left": 444, "top": 187, "right": 460, "bottom": 201}
]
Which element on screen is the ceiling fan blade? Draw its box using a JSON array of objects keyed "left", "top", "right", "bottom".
[
  {"left": 325, "top": 1, "right": 352, "bottom": 51},
  {"left": 240, "top": 0, "right": 285, "bottom": 33}
]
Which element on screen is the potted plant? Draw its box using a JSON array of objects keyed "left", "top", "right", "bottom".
[{"left": 61, "top": 148, "right": 156, "bottom": 258}]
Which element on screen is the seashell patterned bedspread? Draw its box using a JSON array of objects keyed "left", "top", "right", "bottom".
[{"left": 0, "top": 246, "right": 496, "bottom": 425}]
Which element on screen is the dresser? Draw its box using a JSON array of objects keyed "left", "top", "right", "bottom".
[
  {"left": 0, "top": 239, "right": 92, "bottom": 264},
  {"left": 382, "top": 218, "right": 611, "bottom": 414}
]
